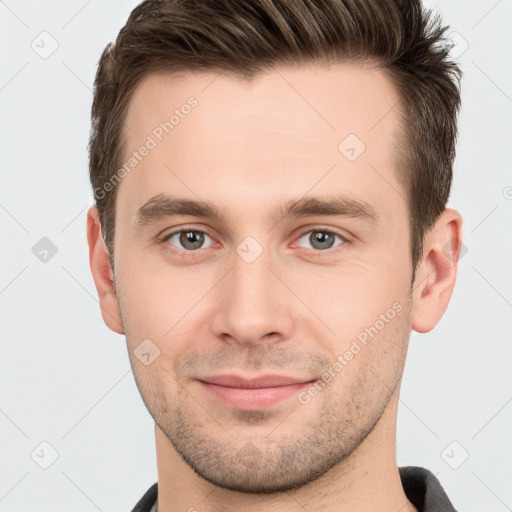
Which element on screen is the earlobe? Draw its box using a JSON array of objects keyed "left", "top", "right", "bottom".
[
  {"left": 86, "top": 206, "right": 124, "bottom": 335},
  {"left": 411, "top": 208, "right": 464, "bottom": 334}
]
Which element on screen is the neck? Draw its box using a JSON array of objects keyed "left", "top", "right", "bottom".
[{"left": 154, "top": 393, "right": 416, "bottom": 512}]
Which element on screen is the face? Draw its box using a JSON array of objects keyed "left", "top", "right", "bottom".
[{"left": 110, "top": 63, "right": 415, "bottom": 492}]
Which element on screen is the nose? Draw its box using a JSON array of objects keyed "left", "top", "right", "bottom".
[{"left": 211, "top": 243, "right": 295, "bottom": 348}]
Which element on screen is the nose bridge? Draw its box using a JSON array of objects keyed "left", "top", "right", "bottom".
[
  {"left": 211, "top": 237, "right": 293, "bottom": 345},
  {"left": 232, "top": 246, "right": 273, "bottom": 308}
]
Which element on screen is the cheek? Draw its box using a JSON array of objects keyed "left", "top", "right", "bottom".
[
  {"left": 117, "top": 266, "right": 213, "bottom": 376},
  {"left": 299, "top": 259, "right": 407, "bottom": 331},
  {"left": 116, "top": 231, "right": 410, "bottom": 354},
  {"left": 327, "top": 297, "right": 410, "bottom": 394},
  {"left": 117, "top": 251, "right": 195, "bottom": 325}
]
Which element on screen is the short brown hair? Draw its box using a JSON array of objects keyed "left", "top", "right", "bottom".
[{"left": 88, "top": 0, "right": 462, "bottom": 280}]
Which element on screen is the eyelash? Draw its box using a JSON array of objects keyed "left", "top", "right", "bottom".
[{"left": 158, "top": 225, "right": 349, "bottom": 260}]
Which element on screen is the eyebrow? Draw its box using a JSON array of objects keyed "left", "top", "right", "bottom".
[{"left": 134, "top": 193, "right": 380, "bottom": 228}]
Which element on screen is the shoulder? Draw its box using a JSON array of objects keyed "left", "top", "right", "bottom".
[
  {"left": 399, "top": 466, "right": 459, "bottom": 512},
  {"left": 130, "top": 482, "right": 158, "bottom": 512}
]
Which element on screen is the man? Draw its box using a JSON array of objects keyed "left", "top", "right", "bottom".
[{"left": 86, "top": 0, "right": 463, "bottom": 510}]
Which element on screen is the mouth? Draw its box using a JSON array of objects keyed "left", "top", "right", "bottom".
[{"left": 196, "top": 374, "right": 315, "bottom": 410}]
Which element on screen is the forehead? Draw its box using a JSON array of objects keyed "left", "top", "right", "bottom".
[
  {"left": 123, "top": 61, "right": 400, "bottom": 145},
  {"left": 118, "top": 62, "right": 405, "bottom": 225}
]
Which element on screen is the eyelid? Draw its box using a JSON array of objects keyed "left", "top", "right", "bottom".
[
  {"left": 159, "top": 224, "right": 351, "bottom": 255},
  {"left": 160, "top": 225, "right": 217, "bottom": 251},
  {"left": 292, "top": 224, "right": 351, "bottom": 242},
  {"left": 291, "top": 225, "right": 349, "bottom": 253}
]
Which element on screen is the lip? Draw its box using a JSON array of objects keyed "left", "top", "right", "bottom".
[{"left": 196, "top": 374, "right": 315, "bottom": 410}]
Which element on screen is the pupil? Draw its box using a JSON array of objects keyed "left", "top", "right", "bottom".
[
  {"left": 180, "top": 230, "right": 203, "bottom": 250},
  {"left": 312, "top": 231, "right": 334, "bottom": 249}
]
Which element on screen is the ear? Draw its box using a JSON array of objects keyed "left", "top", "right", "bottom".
[
  {"left": 86, "top": 206, "right": 124, "bottom": 334},
  {"left": 411, "top": 208, "right": 464, "bottom": 333}
]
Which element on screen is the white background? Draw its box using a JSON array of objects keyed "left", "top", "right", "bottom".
[{"left": 0, "top": 1, "right": 511, "bottom": 510}]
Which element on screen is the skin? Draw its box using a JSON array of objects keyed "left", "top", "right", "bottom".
[{"left": 87, "top": 62, "right": 463, "bottom": 512}]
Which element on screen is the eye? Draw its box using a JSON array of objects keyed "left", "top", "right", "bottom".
[
  {"left": 159, "top": 226, "right": 348, "bottom": 259},
  {"left": 296, "top": 228, "right": 346, "bottom": 252},
  {"left": 163, "top": 228, "right": 215, "bottom": 252}
]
